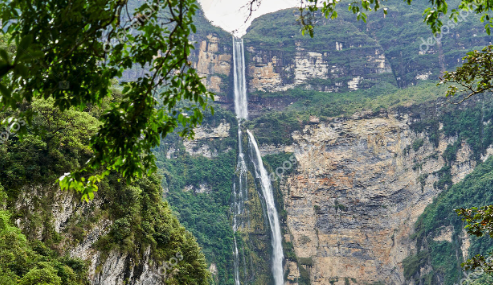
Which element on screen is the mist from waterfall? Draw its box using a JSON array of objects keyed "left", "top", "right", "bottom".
[{"left": 231, "top": 36, "right": 284, "bottom": 285}]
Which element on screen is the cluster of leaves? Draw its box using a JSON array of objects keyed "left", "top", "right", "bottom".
[
  {"left": 456, "top": 206, "right": 493, "bottom": 272},
  {"left": 0, "top": 0, "right": 213, "bottom": 199},
  {"left": 0, "top": 97, "right": 99, "bottom": 201},
  {"left": 441, "top": 46, "right": 493, "bottom": 103},
  {"left": 458, "top": 205, "right": 493, "bottom": 240}
]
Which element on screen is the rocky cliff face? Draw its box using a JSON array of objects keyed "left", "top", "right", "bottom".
[
  {"left": 246, "top": 41, "right": 392, "bottom": 93},
  {"left": 192, "top": 5, "right": 493, "bottom": 117},
  {"left": 192, "top": 34, "right": 232, "bottom": 97},
  {"left": 277, "top": 107, "right": 479, "bottom": 284},
  {"left": 175, "top": 99, "right": 488, "bottom": 285},
  {"left": 13, "top": 185, "right": 168, "bottom": 285}
]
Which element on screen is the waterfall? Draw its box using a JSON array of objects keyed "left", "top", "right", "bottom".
[
  {"left": 232, "top": 36, "right": 249, "bottom": 285},
  {"left": 233, "top": 37, "right": 248, "bottom": 120},
  {"left": 246, "top": 130, "right": 284, "bottom": 285},
  {"left": 231, "top": 36, "right": 283, "bottom": 285},
  {"left": 232, "top": 128, "right": 248, "bottom": 285}
]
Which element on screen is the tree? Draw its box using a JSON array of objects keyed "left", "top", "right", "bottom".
[
  {"left": 0, "top": 0, "right": 213, "bottom": 200},
  {"left": 456, "top": 206, "right": 493, "bottom": 273}
]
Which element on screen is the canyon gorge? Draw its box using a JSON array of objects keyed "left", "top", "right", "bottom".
[{"left": 3, "top": 1, "right": 493, "bottom": 285}]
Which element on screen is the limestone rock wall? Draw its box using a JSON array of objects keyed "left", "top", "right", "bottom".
[
  {"left": 190, "top": 33, "right": 232, "bottom": 102},
  {"left": 245, "top": 44, "right": 392, "bottom": 94},
  {"left": 182, "top": 120, "right": 232, "bottom": 158},
  {"left": 274, "top": 110, "right": 478, "bottom": 285}
]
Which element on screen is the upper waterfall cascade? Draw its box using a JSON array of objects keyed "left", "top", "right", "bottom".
[
  {"left": 231, "top": 36, "right": 284, "bottom": 285},
  {"left": 233, "top": 37, "right": 248, "bottom": 120}
]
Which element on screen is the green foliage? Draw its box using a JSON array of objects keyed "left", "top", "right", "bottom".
[
  {"left": 152, "top": 111, "right": 237, "bottom": 284},
  {"left": 0, "top": 205, "right": 89, "bottom": 284},
  {"left": 409, "top": 157, "right": 493, "bottom": 284},
  {"left": 456, "top": 205, "right": 493, "bottom": 272},
  {"left": 298, "top": 265, "right": 311, "bottom": 285},
  {"left": 0, "top": 98, "right": 99, "bottom": 200},
  {"left": 246, "top": 111, "right": 303, "bottom": 145},
  {"left": 458, "top": 204, "right": 493, "bottom": 240},
  {"left": 298, "top": 257, "right": 313, "bottom": 267},
  {"left": 19, "top": 265, "right": 62, "bottom": 285},
  {"left": 418, "top": 174, "right": 429, "bottom": 192},
  {"left": 402, "top": 97, "right": 493, "bottom": 283},
  {"left": 244, "top": 0, "right": 492, "bottom": 95},
  {"left": 443, "top": 141, "right": 461, "bottom": 163},
  {"left": 434, "top": 165, "right": 453, "bottom": 190},
  {"left": 334, "top": 200, "right": 348, "bottom": 212},
  {"left": 410, "top": 95, "right": 493, "bottom": 163},
  {"left": 402, "top": 251, "right": 430, "bottom": 281},
  {"left": 300, "top": 0, "right": 493, "bottom": 36},
  {"left": 0, "top": 97, "right": 210, "bottom": 284},
  {"left": 248, "top": 82, "right": 454, "bottom": 145},
  {"left": 159, "top": 151, "right": 235, "bottom": 284},
  {"left": 441, "top": 45, "right": 493, "bottom": 102},
  {"left": 0, "top": 0, "right": 214, "bottom": 198},
  {"left": 94, "top": 174, "right": 210, "bottom": 284},
  {"left": 262, "top": 153, "right": 296, "bottom": 178},
  {"left": 282, "top": 241, "right": 296, "bottom": 261}
]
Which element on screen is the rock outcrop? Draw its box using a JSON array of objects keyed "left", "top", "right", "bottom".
[{"left": 14, "top": 186, "right": 167, "bottom": 285}]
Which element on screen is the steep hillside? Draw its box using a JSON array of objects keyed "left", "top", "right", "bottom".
[{"left": 0, "top": 98, "right": 210, "bottom": 285}]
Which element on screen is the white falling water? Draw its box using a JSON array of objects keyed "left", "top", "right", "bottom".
[
  {"left": 233, "top": 237, "right": 241, "bottom": 285},
  {"left": 232, "top": 36, "right": 249, "bottom": 285},
  {"left": 233, "top": 37, "right": 248, "bottom": 120},
  {"left": 231, "top": 35, "right": 283, "bottom": 285},
  {"left": 247, "top": 130, "right": 284, "bottom": 285},
  {"left": 232, "top": 127, "right": 248, "bottom": 285}
]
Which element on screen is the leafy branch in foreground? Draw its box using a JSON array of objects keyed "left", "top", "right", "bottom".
[
  {"left": 0, "top": 0, "right": 213, "bottom": 200},
  {"left": 281, "top": 0, "right": 493, "bottom": 38},
  {"left": 440, "top": 45, "right": 493, "bottom": 104},
  {"left": 456, "top": 206, "right": 493, "bottom": 273}
]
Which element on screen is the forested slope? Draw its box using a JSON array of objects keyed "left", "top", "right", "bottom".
[{"left": 0, "top": 96, "right": 210, "bottom": 284}]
